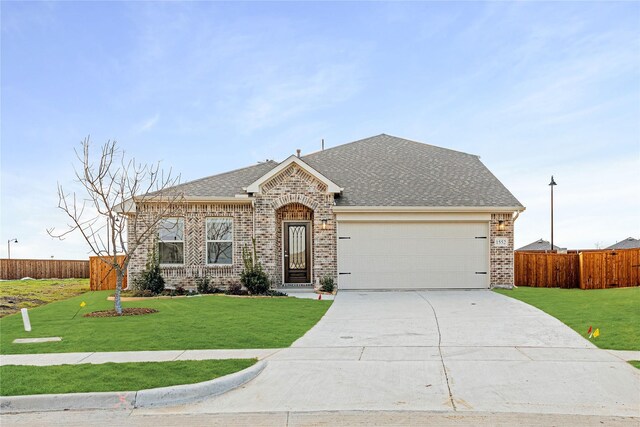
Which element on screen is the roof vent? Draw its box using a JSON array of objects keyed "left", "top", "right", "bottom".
[{"left": 296, "top": 149, "right": 301, "bottom": 158}]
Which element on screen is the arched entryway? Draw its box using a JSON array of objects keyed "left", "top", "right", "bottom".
[{"left": 275, "top": 203, "right": 314, "bottom": 285}]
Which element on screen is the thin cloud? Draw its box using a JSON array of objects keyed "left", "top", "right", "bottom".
[{"left": 134, "top": 114, "right": 160, "bottom": 133}]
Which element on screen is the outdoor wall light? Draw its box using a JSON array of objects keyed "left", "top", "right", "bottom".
[
  {"left": 498, "top": 220, "right": 505, "bottom": 231},
  {"left": 321, "top": 219, "right": 328, "bottom": 230}
]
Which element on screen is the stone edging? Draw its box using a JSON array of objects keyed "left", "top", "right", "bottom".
[{"left": 0, "top": 360, "right": 266, "bottom": 413}]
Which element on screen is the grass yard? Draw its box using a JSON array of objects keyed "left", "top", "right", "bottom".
[
  {"left": 494, "top": 287, "right": 640, "bottom": 351},
  {"left": 0, "top": 291, "right": 331, "bottom": 354},
  {"left": 0, "top": 359, "right": 255, "bottom": 396},
  {"left": 0, "top": 279, "right": 90, "bottom": 318}
]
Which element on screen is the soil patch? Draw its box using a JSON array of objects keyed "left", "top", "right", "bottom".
[
  {"left": 84, "top": 307, "right": 158, "bottom": 317},
  {"left": 0, "top": 296, "right": 47, "bottom": 317}
]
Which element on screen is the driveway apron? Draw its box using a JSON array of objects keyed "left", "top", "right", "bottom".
[{"left": 147, "top": 291, "right": 640, "bottom": 417}]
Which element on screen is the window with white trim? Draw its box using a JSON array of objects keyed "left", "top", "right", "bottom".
[
  {"left": 206, "top": 218, "right": 233, "bottom": 265},
  {"left": 158, "top": 218, "right": 184, "bottom": 264}
]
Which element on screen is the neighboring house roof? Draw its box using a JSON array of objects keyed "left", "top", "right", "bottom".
[
  {"left": 516, "top": 239, "right": 562, "bottom": 251},
  {"left": 605, "top": 237, "right": 640, "bottom": 250},
  {"left": 156, "top": 134, "right": 523, "bottom": 208}
]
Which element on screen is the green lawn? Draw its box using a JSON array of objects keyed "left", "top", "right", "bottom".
[
  {"left": 0, "top": 359, "right": 255, "bottom": 396},
  {"left": 630, "top": 361, "right": 640, "bottom": 369},
  {"left": 0, "top": 291, "right": 331, "bottom": 354},
  {"left": 494, "top": 287, "right": 640, "bottom": 351},
  {"left": 0, "top": 279, "right": 90, "bottom": 317}
]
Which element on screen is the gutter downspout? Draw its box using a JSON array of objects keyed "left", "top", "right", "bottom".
[
  {"left": 251, "top": 199, "right": 256, "bottom": 240},
  {"left": 510, "top": 209, "right": 524, "bottom": 289},
  {"left": 513, "top": 210, "right": 521, "bottom": 223}
]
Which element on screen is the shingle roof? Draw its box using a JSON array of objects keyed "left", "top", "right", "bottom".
[
  {"left": 161, "top": 134, "right": 523, "bottom": 208},
  {"left": 516, "top": 239, "right": 562, "bottom": 251},
  {"left": 158, "top": 160, "right": 278, "bottom": 198},
  {"left": 605, "top": 237, "right": 640, "bottom": 250},
  {"left": 302, "top": 134, "right": 523, "bottom": 207}
]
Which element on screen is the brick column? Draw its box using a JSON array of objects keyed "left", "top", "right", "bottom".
[{"left": 490, "top": 213, "right": 514, "bottom": 287}]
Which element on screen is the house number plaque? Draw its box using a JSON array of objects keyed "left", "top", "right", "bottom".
[{"left": 495, "top": 237, "right": 509, "bottom": 247}]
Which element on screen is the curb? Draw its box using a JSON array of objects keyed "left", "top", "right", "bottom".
[
  {"left": 0, "top": 361, "right": 266, "bottom": 413},
  {"left": 135, "top": 360, "right": 266, "bottom": 408}
]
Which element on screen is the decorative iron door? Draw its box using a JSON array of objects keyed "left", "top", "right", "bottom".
[{"left": 284, "top": 222, "right": 311, "bottom": 283}]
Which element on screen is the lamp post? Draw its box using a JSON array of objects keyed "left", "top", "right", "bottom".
[
  {"left": 7, "top": 238, "right": 18, "bottom": 259},
  {"left": 549, "top": 176, "right": 557, "bottom": 251}
]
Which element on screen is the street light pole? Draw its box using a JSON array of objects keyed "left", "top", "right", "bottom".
[
  {"left": 7, "top": 238, "right": 18, "bottom": 259},
  {"left": 549, "top": 176, "right": 557, "bottom": 251}
]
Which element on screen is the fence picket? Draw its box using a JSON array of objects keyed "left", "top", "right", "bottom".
[
  {"left": 515, "top": 248, "right": 640, "bottom": 289},
  {"left": 0, "top": 259, "right": 89, "bottom": 280}
]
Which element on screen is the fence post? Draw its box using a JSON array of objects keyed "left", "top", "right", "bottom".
[{"left": 578, "top": 252, "right": 584, "bottom": 289}]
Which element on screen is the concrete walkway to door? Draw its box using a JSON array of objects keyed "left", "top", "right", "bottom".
[{"left": 142, "top": 291, "right": 640, "bottom": 417}]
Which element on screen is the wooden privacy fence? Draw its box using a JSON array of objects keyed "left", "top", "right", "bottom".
[
  {"left": 89, "top": 256, "right": 128, "bottom": 291},
  {"left": 580, "top": 249, "right": 640, "bottom": 289},
  {"left": 0, "top": 259, "right": 89, "bottom": 280},
  {"left": 515, "top": 248, "right": 640, "bottom": 289},
  {"left": 514, "top": 252, "right": 580, "bottom": 288}
]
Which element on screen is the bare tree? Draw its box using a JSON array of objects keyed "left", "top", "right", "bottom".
[{"left": 48, "top": 137, "right": 183, "bottom": 314}]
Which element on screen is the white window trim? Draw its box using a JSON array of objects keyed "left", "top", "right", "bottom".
[
  {"left": 206, "top": 217, "right": 234, "bottom": 266},
  {"left": 158, "top": 217, "right": 185, "bottom": 266}
]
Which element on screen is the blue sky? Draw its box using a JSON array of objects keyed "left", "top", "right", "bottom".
[{"left": 1, "top": 1, "right": 639, "bottom": 259}]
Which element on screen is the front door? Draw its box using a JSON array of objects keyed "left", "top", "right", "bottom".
[{"left": 284, "top": 222, "right": 311, "bottom": 283}]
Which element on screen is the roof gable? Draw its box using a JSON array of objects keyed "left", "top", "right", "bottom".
[{"left": 245, "top": 155, "right": 342, "bottom": 194}]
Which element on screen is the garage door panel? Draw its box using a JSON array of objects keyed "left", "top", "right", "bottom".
[
  {"left": 339, "top": 253, "right": 486, "bottom": 271},
  {"left": 339, "top": 271, "right": 487, "bottom": 289},
  {"left": 337, "top": 222, "right": 489, "bottom": 289}
]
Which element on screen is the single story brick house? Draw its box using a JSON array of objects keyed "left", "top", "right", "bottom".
[{"left": 127, "top": 134, "right": 525, "bottom": 290}]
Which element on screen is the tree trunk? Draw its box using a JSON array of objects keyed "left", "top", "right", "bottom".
[{"left": 115, "top": 268, "right": 124, "bottom": 315}]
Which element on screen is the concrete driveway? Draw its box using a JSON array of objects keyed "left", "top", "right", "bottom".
[{"left": 147, "top": 291, "right": 640, "bottom": 417}]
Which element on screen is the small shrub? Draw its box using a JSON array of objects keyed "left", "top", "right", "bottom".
[
  {"left": 240, "top": 239, "right": 271, "bottom": 295},
  {"left": 225, "top": 282, "right": 248, "bottom": 296},
  {"left": 241, "top": 268, "right": 271, "bottom": 295},
  {"left": 196, "top": 274, "right": 212, "bottom": 294},
  {"left": 132, "top": 242, "right": 165, "bottom": 295},
  {"left": 175, "top": 286, "right": 187, "bottom": 296},
  {"left": 319, "top": 276, "right": 335, "bottom": 293}
]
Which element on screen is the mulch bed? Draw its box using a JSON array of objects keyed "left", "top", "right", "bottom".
[{"left": 83, "top": 308, "right": 158, "bottom": 318}]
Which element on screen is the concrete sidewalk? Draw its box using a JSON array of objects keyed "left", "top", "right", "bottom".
[
  {"left": 3, "top": 409, "right": 639, "bottom": 426},
  {"left": 2, "top": 345, "right": 636, "bottom": 368},
  {"left": 0, "top": 349, "right": 281, "bottom": 366}
]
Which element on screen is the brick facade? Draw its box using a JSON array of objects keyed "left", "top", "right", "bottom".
[
  {"left": 128, "top": 202, "right": 254, "bottom": 289},
  {"left": 254, "top": 163, "right": 336, "bottom": 286},
  {"left": 489, "top": 213, "right": 515, "bottom": 287},
  {"left": 128, "top": 163, "right": 337, "bottom": 289}
]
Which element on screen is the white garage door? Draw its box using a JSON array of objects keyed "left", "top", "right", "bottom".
[{"left": 337, "top": 222, "right": 489, "bottom": 289}]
